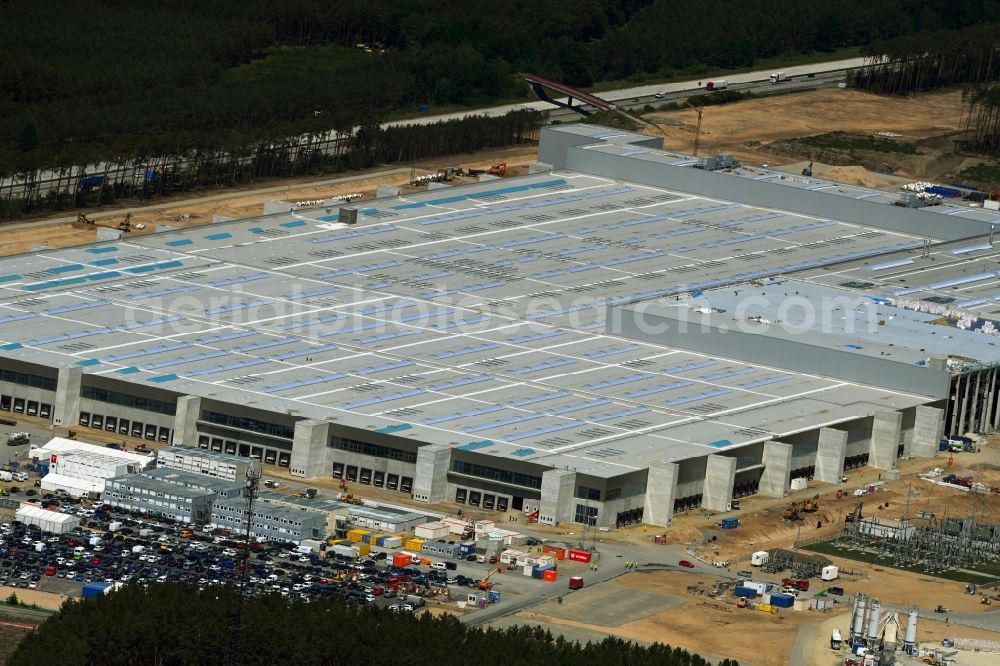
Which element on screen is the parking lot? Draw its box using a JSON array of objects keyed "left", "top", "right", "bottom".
[{"left": 0, "top": 499, "right": 546, "bottom": 613}]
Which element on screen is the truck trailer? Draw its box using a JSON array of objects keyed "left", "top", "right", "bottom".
[{"left": 706, "top": 79, "right": 728, "bottom": 91}]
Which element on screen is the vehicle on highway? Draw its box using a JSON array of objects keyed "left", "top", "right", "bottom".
[
  {"left": 654, "top": 92, "right": 664, "bottom": 99},
  {"left": 678, "top": 560, "right": 695, "bottom": 568}
]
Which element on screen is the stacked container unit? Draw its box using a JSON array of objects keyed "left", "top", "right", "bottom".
[
  {"left": 459, "top": 541, "right": 477, "bottom": 557},
  {"left": 421, "top": 541, "right": 461, "bottom": 558},
  {"left": 771, "top": 593, "right": 795, "bottom": 609},
  {"left": 441, "top": 518, "right": 472, "bottom": 535}
]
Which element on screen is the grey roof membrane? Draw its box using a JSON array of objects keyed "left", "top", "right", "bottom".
[{"left": 0, "top": 170, "right": 937, "bottom": 477}]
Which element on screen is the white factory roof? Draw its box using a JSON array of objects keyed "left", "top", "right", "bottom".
[{"left": 0, "top": 130, "right": 983, "bottom": 477}]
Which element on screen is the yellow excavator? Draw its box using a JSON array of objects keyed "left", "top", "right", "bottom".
[
  {"left": 783, "top": 502, "right": 802, "bottom": 521},
  {"left": 802, "top": 495, "right": 820, "bottom": 513}
]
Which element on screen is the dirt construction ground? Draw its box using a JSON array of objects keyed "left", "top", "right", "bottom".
[
  {"left": 0, "top": 144, "right": 537, "bottom": 257},
  {"left": 645, "top": 88, "right": 980, "bottom": 182}
]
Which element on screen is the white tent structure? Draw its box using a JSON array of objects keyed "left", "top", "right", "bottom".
[{"left": 15, "top": 505, "right": 80, "bottom": 534}]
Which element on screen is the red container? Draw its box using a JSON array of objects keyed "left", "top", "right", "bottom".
[
  {"left": 568, "top": 549, "right": 592, "bottom": 563},
  {"left": 568, "top": 576, "right": 584, "bottom": 589},
  {"left": 542, "top": 546, "right": 566, "bottom": 560},
  {"left": 392, "top": 553, "right": 411, "bottom": 568},
  {"left": 543, "top": 569, "right": 558, "bottom": 582}
]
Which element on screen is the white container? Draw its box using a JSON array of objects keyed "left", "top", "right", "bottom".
[
  {"left": 415, "top": 522, "right": 450, "bottom": 540},
  {"left": 523, "top": 564, "right": 534, "bottom": 577},
  {"left": 790, "top": 477, "right": 808, "bottom": 491},
  {"left": 821, "top": 565, "right": 839, "bottom": 581},
  {"left": 751, "top": 551, "right": 769, "bottom": 566}
]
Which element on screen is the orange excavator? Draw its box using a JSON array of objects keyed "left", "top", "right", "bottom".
[{"left": 488, "top": 162, "right": 507, "bottom": 177}]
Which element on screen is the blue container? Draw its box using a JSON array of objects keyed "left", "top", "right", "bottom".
[
  {"left": 734, "top": 586, "right": 757, "bottom": 599},
  {"left": 721, "top": 517, "right": 739, "bottom": 529},
  {"left": 418, "top": 104, "right": 430, "bottom": 113},
  {"left": 80, "top": 175, "right": 105, "bottom": 188},
  {"left": 771, "top": 593, "right": 795, "bottom": 608},
  {"left": 37, "top": 461, "right": 50, "bottom": 475},
  {"left": 82, "top": 582, "right": 113, "bottom": 598}
]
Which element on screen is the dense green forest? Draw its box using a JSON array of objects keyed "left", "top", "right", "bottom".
[
  {"left": 10, "top": 584, "right": 741, "bottom": 666},
  {"left": 0, "top": 0, "right": 996, "bottom": 217}
]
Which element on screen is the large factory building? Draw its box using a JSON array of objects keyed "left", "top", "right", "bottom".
[{"left": 0, "top": 124, "right": 997, "bottom": 528}]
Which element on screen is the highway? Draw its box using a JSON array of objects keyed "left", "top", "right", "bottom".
[
  {"left": 385, "top": 56, "right": 864, "bottom": 128},
  {"left": 0, "top": 57, "right": 861, "bottom": 202}
]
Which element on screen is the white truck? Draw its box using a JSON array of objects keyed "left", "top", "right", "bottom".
[
  {"left": 0, "top": 471, "right": 12, "bottom": 482},
  {"left": 769, "top": 72, "right": 787, "bottom": 83},
  {"left": 705, "top": 79, "right": 728, "bottom": 91}
]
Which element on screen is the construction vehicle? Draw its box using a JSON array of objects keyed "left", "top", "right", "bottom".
[
  {"left": 77, "top": 213, "right": 95, "bottom": 225},
  {"left": 117, "top": 212, "right": 133, "bottom": 232},
  {"left": 782, "top": 503, "right": 802, "bottom": 521},
  {"left": 782, "top": 577, "right": 809, "bottom": 591},
  {"left": 488, "top": 163, "right": 507, "bottom": 177},
  {"left": 802, "top": 495, "right": 820, "bottom": 512},
  {"left": 736, "top": 596, "right": 748, "bottom": 608},
  {"left": 479, "top": 567, "right": 503, "bottom": 590},
  {"left": 934, "top": 605, "right": 949, "bottom": 613},
  {"left": 526, "top": 509, "right": 539, "bottom": 524}
]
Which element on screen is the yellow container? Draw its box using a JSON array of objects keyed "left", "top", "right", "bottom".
[
  {"left": 356, "top": 543, "right": 371, "bottom": 557},
  {"left": 347, "top": 529, "right": 370, "bottom": 542},
  {"left": 404, "top": 538, "right": 425, "bottom": 552},
  {"left": 757, "top": 604, "right": 778, "bottom": 614},
  {"left": 367, "top": 532, "right": 385, "bottom": 544}
]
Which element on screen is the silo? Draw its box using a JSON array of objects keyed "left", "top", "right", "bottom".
[
  {"left": 903, "top": 608, "right": 919, "bottom": 653},
  {"left": 867, "top": 599, "right": 881, "bottom": 645}
]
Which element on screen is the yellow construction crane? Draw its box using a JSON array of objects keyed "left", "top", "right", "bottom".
[{"left": 693, "top": 108, "right": 705, "bottom": 156}]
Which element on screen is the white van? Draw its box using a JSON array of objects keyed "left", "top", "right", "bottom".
[
  {"left": 429, "top": 562, "right": 447, "bottom": 571},
  {"left": 11, "top": 472, "right": 28, "bottom": 482},
  {"left": 0, "top": 471, "right": 12, "bottom": 482}
]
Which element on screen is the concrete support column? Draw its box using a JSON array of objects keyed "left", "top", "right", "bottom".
[
  {"left": 912, "top": 406, "right": 945, "bottom": 458},
  {"left": 538, "top": 469, "right": 576, "bottom": 526},
  {"left": 815, "top": 428, "right": 848, "bottom": 484},
  {"left": 289, "top": 419, "right": 331, "bottom": 478},
  {"left": 870, "top": 412, "right": 901, "bottom": 470},
  {"left": 759, "top": 441, "right": 793, "bottom": 498},
  {"left": 171, "top": 395, "right": 202, "bottom": 447},
  {"left": 642, "top": 462, "right": 679, "bottom": 527},
  {"left": 52, "top": 365, "right": 82, "bottom": 428},
  {"left": 957, "top": 374, "right": 971, "bottom": 436},
  {"left": 703, "top": 455, "right": 736, "bottom": 512},
  {"left": 986, "top": 369, "right": 998, "bottom": 433},
  {"left": 411, "top": 444, "right": 451, "bottom": 503},
  {"left": 973, "top": 371, "right": 984, "bottom": 433}
]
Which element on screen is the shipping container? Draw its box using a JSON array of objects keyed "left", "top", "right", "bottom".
[
  {"left": 403, "top": 538, "right": 425, "bottom": 552},
  {"left": 542, "top": 546, "right": 566, "bottom": 560},
  {"left": 523, "top": 564, "right": 534, "bottom": 577},
  {"left": 392, "top": 553, "right": 413, "bottom": 568},
  {"left": 734, "top": 586, "right": 758, "bottom": 599},
  {"left": 414, "top": 522, "right": 450, "bottom": 540},
  {"left": 347, "top": 529, "right": 370, "bottom": 542},
  {"left": 568, "top": 576, "right": 584, "bottom": 590},
  {"left": 542, "top": 569, "right": 558, "bottom": 582},
  {"left": 751, "top": 551, "right": 769, "bottom": 566},
  {"left": 771, "top": 593, "right": 795, "bottom": 608},
  {"left": 568, "top": 549, "right": 592, "bottom": 563},
  {"left": 721, "top": 517, "right": 739, "bottom": 529}
]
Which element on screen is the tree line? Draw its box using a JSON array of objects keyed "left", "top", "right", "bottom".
[
  {"left": 851, "top": 23, "right": 1000, "bottom": 94},
  {"left": 0, "top": 0, "right": 995, "bottom": 216},
  {"left": 9, "top": 584, "right": 742, "bottom": 666},
  {"left": 0, "top": 110, "right": 542, "bottom": 221},
  {"left": 961, "top": 85, "right": 1000, "bottom": 155}
]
